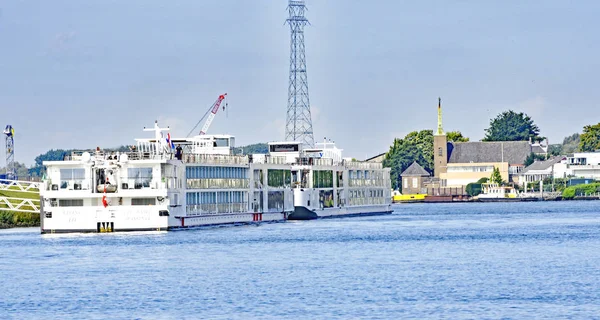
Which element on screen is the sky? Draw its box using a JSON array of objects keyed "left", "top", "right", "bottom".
[{"left": 1, "top": 0, "right": 600, "bottom": 166}]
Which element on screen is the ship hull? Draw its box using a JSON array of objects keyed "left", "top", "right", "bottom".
[
  {"left": 171, "top": 212, "right": 287, "bottom": 230},
  {"left": 40, "top": 206, "right": 170, "bottom": 234},
  {"left": 288, "top": 204, "right": 393, "bottom": 220}
]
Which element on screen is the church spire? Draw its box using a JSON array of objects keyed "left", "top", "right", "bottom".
[{"left": 436, "top": 97, "right": 444, "bottom": 136}]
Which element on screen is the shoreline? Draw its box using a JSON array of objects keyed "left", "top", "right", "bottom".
[
  {"left": 0, "top": 211, "right": 40, "bottom": 230},
  {"left": 394, "top": 196, "right": 600, "bottom": 204}
]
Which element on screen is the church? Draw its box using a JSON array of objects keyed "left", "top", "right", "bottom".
[{"left": 432, "top": 98, "right": 548, "bottom": 187}]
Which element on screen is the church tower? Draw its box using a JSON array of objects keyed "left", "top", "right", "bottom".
[{"left": 433, "top": 97, "right": 448, "bottom": 178}]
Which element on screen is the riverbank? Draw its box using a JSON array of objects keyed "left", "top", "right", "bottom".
[
  {"left": 0, "top": 187, "right": 41, "bottom": 229},
  {"left": 0, "top": 211, "right": 40, "bottom": 229},
  {"left": 393, "top": 195, "right": 600, "bottom": 204}
]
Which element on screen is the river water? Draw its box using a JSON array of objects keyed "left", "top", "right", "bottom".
[{"left": 1, "top": 201, "right": 600, "bottom": 319}]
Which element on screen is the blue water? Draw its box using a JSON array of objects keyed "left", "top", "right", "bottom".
[{"left": 2, "top": 201, "right": 600, "bottom": 319}]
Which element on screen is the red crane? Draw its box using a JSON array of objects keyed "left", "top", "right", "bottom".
[
  {"left": 186, "top": 93, "right": 228, "bottom": 137},
  {"left": 200, "top": 93, "right": 227, "bottom": 135}
]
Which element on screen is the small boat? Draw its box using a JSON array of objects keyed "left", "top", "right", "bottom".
[
  {"left": 96, "top": 184, "right": 117, "bottom": 193},
  {"left": 476, "top": 183, "right": 519, "bottom": 202}
]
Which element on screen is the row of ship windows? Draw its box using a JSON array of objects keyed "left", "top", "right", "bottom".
[
  {"left": 348, "top": 189, "right": 385, "bottom": 198},
  {"left": 54, "top": 198, "right": 156, "bottom": 207},
  {"left": 348, "top": 170, "right": 385, "bottom": 180},
  {"left": 186, "top": 166, "right": 248, "bottom": 180},
  {"left": 59, "top": 168, "right": 154, "bottom": 180},
  {"left": 186, "top": 191, "right": 247, "bottom": 205}
]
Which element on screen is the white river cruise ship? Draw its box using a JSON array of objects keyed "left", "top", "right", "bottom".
[{"left": 39, "top": 121, "right": 392, "bottom": 233}]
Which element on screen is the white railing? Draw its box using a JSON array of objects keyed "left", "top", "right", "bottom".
[
  {"left": 186, "top": 179, "right": 249, "bottom": 189},
  {"left": 348, "top": 179, "right": 387, "bottom": 187},
  {"left": 266, "top": 156, "right": 287, "bottom": 165},
  {"left": 184, "top": 154, "right": 249, "bottom": 165},
  {"left": 345, "top": 161, "right": 383, "bottom": 170},
  {"left": 519, "top": 191, "right": 562, "bottom": 198},
  {"left": 294, "top": 157, "right": 335, "bottom": 166},
  {"left": 0, "top": 196, "right": 40, "bottom": 213},
  {"left": 186, "top": 203, "right": 248, "bottom": 216},
  {"left": 578, "top": 192, "right": 600, "bottom": 197},
  {"left": 0, "top": 179, "right": 41, "bottom": 193},
  {"left": 63, "top": 151, "right": 171, "bottom": 161}
]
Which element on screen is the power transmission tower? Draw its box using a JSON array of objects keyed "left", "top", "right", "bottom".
[{"left": 285, "top": 0, "right": 315, "bottom": 148}]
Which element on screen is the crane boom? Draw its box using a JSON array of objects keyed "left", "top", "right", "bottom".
[{"left": 200, "top": 93, "right": 227, "bottom": 135}]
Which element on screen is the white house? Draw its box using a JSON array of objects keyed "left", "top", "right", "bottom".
[
  {"left": 519, "top": 156, "right": 568, "bottom": 186},
  {"left": 567, "top": 151, "right": 600, "bottom": 179}
]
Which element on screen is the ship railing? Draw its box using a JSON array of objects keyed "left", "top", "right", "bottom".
[
  {"left": 124, "top": 152, "right": 171, "bottom": 161},
  {"left": 62, "top": 151, "right": 170, "bottom": 161},
  {"left": 186, "top": 202, "right": 248, "bottom": 215},
  {"left": 348, "top": 197, "right": 386, "bottom": 206},
  {"left": 344, "top": 161, "right": 383, "bottom": 170},
  {"left": 348, "top": 179, "right": 387, "bottom": 187},
  {"left": 186, "top": 179, "right": 249, "bottom": 189},
  {"left": 265, "top": 156, "right": 287, "bottom": 165},
  {"left": 294, "top": 157, "right": 334, "bottom": 166},
  {"left": 184, "top": 154, "right": 249, "bottom": 165}
]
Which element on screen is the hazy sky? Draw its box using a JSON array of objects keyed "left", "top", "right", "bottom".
[{"left": 1, "top": 0, "right": 599, "bottom": 166}]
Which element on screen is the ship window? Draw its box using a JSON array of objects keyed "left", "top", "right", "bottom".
[
  {"left": 268, "top": 169, "right": 292, "bottom": 188},
  {"left": 128, "top": 168, "right": 153, "bottom": 188},
  {"left": 59, "top": 199, "right": 83, "bottom": 207},
  {"left": 215, "top": 138, "right": 229, "bottom": 147},
  {"left": 312, "top": 170, "right": 333, "bottom": 188},
  {"left": 59, "top": 168, "right": 85, "bottom": 189},
  {"left": 132, "top": 198, "right": 156, "bottom": 206}
]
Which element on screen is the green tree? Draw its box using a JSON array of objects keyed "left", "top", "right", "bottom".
[
  {"left": 524, "top": 152, "right": 547, "bottom": 167},
  {"left": 465, "top": 183, "right": 483, "bottom": 197},
  {"left": 561, "top": 133, "right": 580, "bottom": 154},
  {"left": 548, "top": 144, "right": 562, "bottom": 156},
  {"left": 383, "top": 130, "right": 433, "bottom": 190},
  {"left": 483, "top": 110, "right": 542, "bottom": 142},
  {"left": 239, "top": 143, "right": 268, "bottom": 155},
  {"left": 446, "top": 131, "right": 469, "bottom": 142},
  {"left": 29, "top": 149, "right": 72, "bottom": 177},
  {"left": 490, "top": 167, "right": 503, "bottom": 184},
  {"left": 579, "top": 123, "right": 600, "bottom": 152}
]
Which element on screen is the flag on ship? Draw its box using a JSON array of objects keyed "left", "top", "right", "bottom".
[{"left": 166, "top": 133, "right": 174, "bottom": 149}]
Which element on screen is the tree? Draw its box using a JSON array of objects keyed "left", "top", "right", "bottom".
[
  {"left": 446, "top": 131, "right": 469, "bottom": 142},
  {"left": 490, "top": 167, "right": 502, "bottom": 184},
  {"left": 477, "top": 177, "right": 489, "bottom": 183},
  {"left": 548, "top": 144, "right": 562, "bottom": 156},
  {"left": 29, "top": 149, "right": 72, "bottom": 177},
  {"left": 383, "top": 130, "right": 433, "bottom": 190},
  {"left": 579, "top": 123, "right": 600, "bottom": 152},
  {"left": 483, "top": 110, "right": 542, "bottom": 142},
  {"left": 239, "top": 143, "right": 268, "bottom": 155},
  {"left": 0, "top": 162, "right": 30, "bottom": 179},
  {"left": 524, "top": 152, "right": 547, "bottom": 167},
  {"left": 561, "top": 133, "right": 580, "bottom": 154},
  {"left": 28, "top": 146, "right": 130, "bottom": 176}
]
